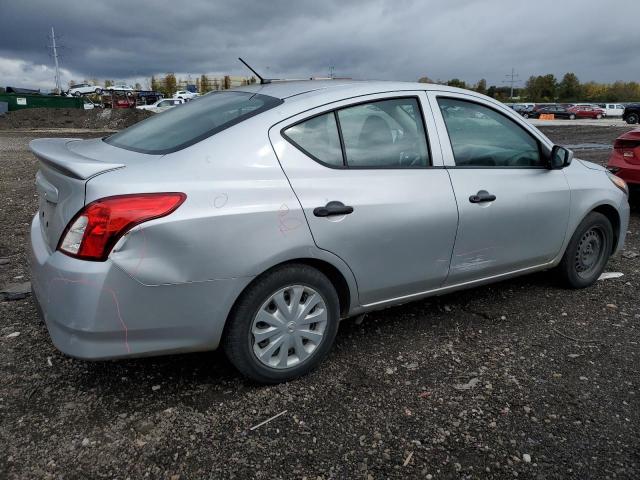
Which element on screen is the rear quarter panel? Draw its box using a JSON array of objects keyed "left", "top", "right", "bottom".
[{"left": 86, "top": 115, "right": 326, "bottom": 286}]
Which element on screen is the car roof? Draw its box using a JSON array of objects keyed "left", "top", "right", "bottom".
[{"left": 233, "top": 79, "right": 469, "bottom": 100}]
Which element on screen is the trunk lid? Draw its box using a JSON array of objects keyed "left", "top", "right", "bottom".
[{"left": 30, "top": 138, "right": 126, "bottom": 251}]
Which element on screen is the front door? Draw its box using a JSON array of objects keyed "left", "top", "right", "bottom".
[
  {"left": 428, "top": 92, "right": 571, "bottom": 285},
  {"left": 270, "top": 92, "right": 459, "bottom": 306}
]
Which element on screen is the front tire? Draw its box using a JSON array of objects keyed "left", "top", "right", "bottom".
[
  {"left": 558, "top": 212, "right": 613, "bottom": 288},
  {"left": 223, "top": 264, "right": 340, "bottom": 383},
  {"left": 569, "top": 114, "right": 576, "bottom": 120},
  {"left": 627, "top": 113, "right": 639, "bottom": 125}
]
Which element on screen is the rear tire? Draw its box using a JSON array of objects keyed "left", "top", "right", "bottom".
[
  {"left": 557, "top": 212, "right": 613, "bottom": 288},
  {"left": 627, "top": 113, "right": 639, "bottom": 125},
  {"left": 223, "top": 264, "right": 340, "bottom": 384},
  {"left": 569, "top": 114, "right": 576, "bottom": 120}
]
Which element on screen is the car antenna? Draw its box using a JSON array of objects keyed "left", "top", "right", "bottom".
[{"left": 238, "top": 57, "right": 272, "bottom": 84}]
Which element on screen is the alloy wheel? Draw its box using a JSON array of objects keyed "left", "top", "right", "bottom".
[{"left": 250, "top": 285, "right": 328, "bottom": 369}]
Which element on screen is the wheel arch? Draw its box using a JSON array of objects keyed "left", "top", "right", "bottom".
[
  {"left": 224, "top": 256, "right": 358, "bottom": 335},
  {"left": 592, "top": 203, "right": 621, "bottom": 254}
]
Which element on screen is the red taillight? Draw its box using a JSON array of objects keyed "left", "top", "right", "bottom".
[
  {"left": 614, "top": 139, "right": 640, "bottom": 159},
  {"left": 57, "top": 193, "right": 186, "bottom": 261}
]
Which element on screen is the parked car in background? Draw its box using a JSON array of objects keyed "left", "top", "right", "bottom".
[
  {"left": 28, "top": 81, "right": 629, "bottom": 383},
  {"left": 68, "top": 83, "right": 102, "bottom": 96},
  {"left": 568, "top": 105, "right": 605, "bottom": 119},
  {"left": 136, "top": 98, "right": 184, "bottom": 112},
  {"left": 510, "top": 104, "right": 531, "bottom": 115},
  {"left": 607, "top": 128, "right": 640, "bottom": 190},
  {"left": 526, "top": 105, "right": 576, "bottom": 119},
  {"left": 597, "top": 104, "right": 625, "bottom": 117},
  {"left": 623, "top": 104, "right": 640, "bottom": 124},
  {"left": 175, "top": 90, "right": 198, "bottom": 100},
  {"left": 107, "top": 83, "right": 134, "bottom": 92}
]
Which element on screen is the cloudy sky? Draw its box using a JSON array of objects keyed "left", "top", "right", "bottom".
[{"left": 1, "top": 0, "right": 638, "bottom": 90}]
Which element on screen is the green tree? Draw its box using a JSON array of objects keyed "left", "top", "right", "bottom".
[
  {"left": 446, "top": 78, "right": 467, "bottom": 89},
  {"left": 223, "top": 75, "right": 231, "bottom": 90},
  {"left": 163, "top": 73, "right": 177, "bottom": 96},
  {"left": 418, "top": 76, "right": 434, "bottom": 84},
  {"left": 134, "top": 82, "right": 142, "bottom": 91},
  {"left": 104, "top": 79, "right": 113, "bottom": 88},
  {"left": 150, "top": 75, "right": 159, "bottom": 92},
  {"left": 200, "top": 74, "right": 209, "bottom": 93},
  {"left": 475, "top": 78, "right": 487, "bottom": 95},
  {"left": 524, "top": 74, "right": 557, "bottom": 102},
  {"left": 558, "top": 73, "right": 581, "bottom": 101}
]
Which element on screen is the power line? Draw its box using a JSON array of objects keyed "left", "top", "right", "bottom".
[
  {"left": 48, "top": 27, "right": 62, "bottom": 93},
  {"left": 503, "top": 67, "right": 520, "bottom": 99}
]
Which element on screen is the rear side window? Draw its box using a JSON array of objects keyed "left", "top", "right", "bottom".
[
  {"left": 283, "top": 113, "right": 343, "bottom": 167},
  {"left": 106, "top": 91, "right": 282, "bottom": 154},
  {"left": 438, "top": 97, "right": 542, "bottom": 168}
]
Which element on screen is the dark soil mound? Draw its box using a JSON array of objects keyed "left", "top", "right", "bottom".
[{"left": 0, "top": 108, "right": 153, "bottom": 130}]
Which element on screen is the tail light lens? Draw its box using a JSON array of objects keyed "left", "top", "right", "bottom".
[
  {"left": 614, "top": 139, "right": 640, "bottom": 159},
  {"left": 58, "top": 193, "right": 186, "bottom": 261}
]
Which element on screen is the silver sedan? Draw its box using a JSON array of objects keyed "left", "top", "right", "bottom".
[{"left": 29, "top": 80, "right": 630, "bottom": 383}]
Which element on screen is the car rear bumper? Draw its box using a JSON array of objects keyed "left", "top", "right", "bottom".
[
  {"left": 607, "top": 153, "right": 640, "bottom": 185},
  {"left": 29, "top": 214, "right": 252, "bottom": 360}
]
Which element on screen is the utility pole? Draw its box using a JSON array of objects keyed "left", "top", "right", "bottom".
[
  {"left": 504, "top": 67, "right": 519, "bottom": 99},
  {"left": 49, "top": 27, "right": 62, "bottom": 94},
  {"left": 329, "top": 65, "right": 335, "bottom": 79}
]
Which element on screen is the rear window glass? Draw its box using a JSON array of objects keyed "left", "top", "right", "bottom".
[{"left": 105, "top": 91, "right": 282, "bottom": 154}]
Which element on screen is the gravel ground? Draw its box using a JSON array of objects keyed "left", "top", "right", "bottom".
[{"left": 1, "top": 126, "right": 639, "bottom": 479}]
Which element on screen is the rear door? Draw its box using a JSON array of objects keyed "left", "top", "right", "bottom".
[
  {"left": 270, "top": 92, "right": 459, "bottom": 306},
  {"left": 427, "top": 92, "right": 570, "bottom": 285}
]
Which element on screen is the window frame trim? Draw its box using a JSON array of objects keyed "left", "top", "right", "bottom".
[
  {"left": 435, "top": 95, "right": 550, "bottom": 170},
  {"left": 280, "top": 95, "right": 434, "bottom": 170}
]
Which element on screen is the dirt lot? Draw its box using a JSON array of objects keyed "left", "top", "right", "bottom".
[{"left": 1, "top": 125, "right": 639, "bottom": 479}]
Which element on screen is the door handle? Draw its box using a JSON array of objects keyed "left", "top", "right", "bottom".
[
  {"left": 469, "top": 190, "right": 496, "bottom": 203},
  {"left": 313, "top": 201, "right": 354, "bottom": 217}
]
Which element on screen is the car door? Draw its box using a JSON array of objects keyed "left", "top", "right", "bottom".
[
  {"left": 270, "top": 92, "right": 459, "bottom": 306},
  {"left": 427, "top": 91, "right": 570, "bottom": 285}
]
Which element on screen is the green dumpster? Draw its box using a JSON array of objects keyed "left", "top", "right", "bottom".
[{"left": 0, "top": 93, "right": 85, "bottom": 111}]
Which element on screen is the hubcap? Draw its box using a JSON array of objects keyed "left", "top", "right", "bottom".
[
  {"left": 250, "top": 285, "right": 328, "bottom": 369},
  {"left": 574, "top": 227, "right": 604, "bottom": 278}
]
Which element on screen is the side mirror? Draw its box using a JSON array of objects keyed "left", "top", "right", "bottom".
[{"left": 549, "top": 145, "right": 573, "bottom": 169}]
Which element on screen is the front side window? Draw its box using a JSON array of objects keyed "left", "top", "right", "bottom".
[
  {"left": 105, "top": 91, "right": 282, "bottom": 154},
  {"left": 283, "top": 113, "right": 343, "bottom": 167},
  {"left": 337, "top": 98, "right": 429, "bottom": 168},
  {"left": 438, "top": 97, "right": 542, "bottom": 167}
]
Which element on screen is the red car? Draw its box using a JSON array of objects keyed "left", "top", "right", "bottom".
[
  {"left": 568, "top": 105, "right": 605, "bottom": 119},
  {"left": 607, "top": 128, "right": 640, "bottom": 189}
]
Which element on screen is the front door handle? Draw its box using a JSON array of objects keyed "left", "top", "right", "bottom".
[
  {"left": 469, "top": 190, "right": 496, "bottom": 203},
  {"left": 313, "top": 201, "right": 354, "bottom": 217}
]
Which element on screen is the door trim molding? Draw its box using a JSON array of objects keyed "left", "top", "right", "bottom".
[{"left": 360, "top": 260, "right": 556, "bottom": 309}]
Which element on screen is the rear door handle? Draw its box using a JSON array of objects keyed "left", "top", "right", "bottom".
[
  {"left": 313, "top": 201, "right": 354, "bottom": 217},
  {"left": 469, "top": 190, "right": 496, "bottom": 203}
]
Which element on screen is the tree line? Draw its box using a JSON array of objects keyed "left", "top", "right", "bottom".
[{"left": 418, "top": 73, "right": 640, "bottom": 103}]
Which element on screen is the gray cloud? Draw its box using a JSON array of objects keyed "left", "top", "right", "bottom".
[{"left": 1, "top": 0, "right": 639, "bottom": 90}]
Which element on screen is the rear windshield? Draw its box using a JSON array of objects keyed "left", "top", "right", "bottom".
[{"left": 105, "top": 91, "right": 283, "bottom": 154}]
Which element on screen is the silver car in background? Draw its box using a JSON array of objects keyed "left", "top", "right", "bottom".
[{"left": 29, "top": 80, "right": 630, "bottom": 383}]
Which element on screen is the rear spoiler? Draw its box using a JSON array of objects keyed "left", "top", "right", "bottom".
[{"left": 29, "top": 138, "right": 125, "bottom": 180}]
